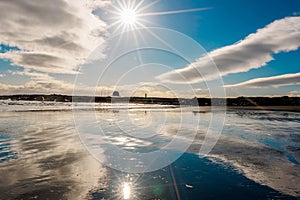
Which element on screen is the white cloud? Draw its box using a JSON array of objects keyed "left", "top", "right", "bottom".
[
  {"left": 0, "top": 0, "right": 110, "bottom": 74},
  {"left": 0, "top": 70, "right": 119, "bottom": 95},
  {"left": 288, "top": 90, "right": 300, "bottom": 97},
  {"left": 225, "top": 72, "right": 300, "bottom": 88},
  {"left": 116, "top": 82, "right": 204, "bottom": 98},
  {"left": 158, "top": 17, "right": 300, "bottom": 83},
  {"left": 0, "top": 71, "right": 74, "bottom": 94}
]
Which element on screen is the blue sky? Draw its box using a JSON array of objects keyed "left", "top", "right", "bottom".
[{"left": 0, "top": 0, "right": 299, "bottom": 97}]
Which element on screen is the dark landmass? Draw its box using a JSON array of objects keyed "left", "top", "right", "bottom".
[{"left": 0, "top": 94, "right": 299, "bottom": 107}]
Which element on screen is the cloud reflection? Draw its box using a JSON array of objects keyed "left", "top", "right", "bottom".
[{"left": 0, "top": 111, "right": 107, "bottom": 199}]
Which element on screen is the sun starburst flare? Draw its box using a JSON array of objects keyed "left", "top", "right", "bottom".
[
  {"left": 120, "top": 8, "right": 137, "bottom": 25},
  {"left": 107, "top": 0, "right": 210, "bottom": 33}
]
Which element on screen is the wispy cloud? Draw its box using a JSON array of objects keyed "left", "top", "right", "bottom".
[
  {"left": 288, "top": 90, "right": 300, "bottom": 97},
  {"left": 0, "top": 71, "right": 75, "bottom": 94},
  {"left": 158, "top": 17, "right": 300, "bottom": 83},
  {"left": 141, "top": 7, "right": 211, "bottom": 17},
  {"left": 225, "top": 72, "right": 300, "bottom": 88},
  {"left": 0, "top": 0, "right": 110, "bottom": 74},
  {"left": 1, "top": 70, "right": 125, "bottom": 96}
]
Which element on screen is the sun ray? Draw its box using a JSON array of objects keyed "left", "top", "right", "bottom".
[
  {"left": 107, "top": 0, "right": 210, "bottom": 37},
  {"left": 105, "top": 20, "right": 123, "bottom": 30},
  {"left": 118, "top": 0, "right": 127, "bottom": 9},
  {"left": 128, "top": 0, "right": 137, "bottom": 10},
  {"left": 133, "top": 0, "right": 146, "bottom": 12},
  {"left": 137, "top": 17, "right": 158, "bottom": 27},
  {"left": 140, "top": 7, "right": 211, "bottom": 17},
  {"left": 139, "top": 22, "right": 187, "bottom": 61},
  {"left": 132, "top": 29, "right": 143, "bottom": 65},
  {"left": 137, "top": 0, "right": 161, "bottom": 13}
]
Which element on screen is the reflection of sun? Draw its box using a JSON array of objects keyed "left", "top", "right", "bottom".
[{"left": 123, "top": 182, "right": 131, "bottom": 199}]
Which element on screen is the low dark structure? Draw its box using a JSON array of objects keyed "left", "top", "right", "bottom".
[
  {"left": 112, "top": 91, "right": 120, "bottom": 97},
  {"left": 0, "top": 94, "right": 299, "bottom": 106}
]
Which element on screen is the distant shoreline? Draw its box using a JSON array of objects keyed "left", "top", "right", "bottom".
[
  {"left": 3, "top": 106, "right": 300, "bottom": 113},
  {"left": 0, "top": 94, "right": 299, "bottom": 107},
  {"left": 226, "top": 106, "right": 300, "bottom": 112}
]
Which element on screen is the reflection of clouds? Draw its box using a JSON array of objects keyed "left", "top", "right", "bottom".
[
  {"left": 127, "top": 110, "right": 154, "bottom": 129},
  {"left": 89, "top": 109, "right": 201, "bottom": 152},
  {"left": 0, "top": 112, "right": 106, "bottom": 199},
  {"left": 76, "top": 108, "right": 202, "bottom": 173},
  {"left": 0, "top": 133, "right": 18, "bottom": 162},
  {"left": 188, "top": 109, "right": 300, "bottom": 197},
  {"left": 104, "top": 136, "right": 152, "bottom": 147},
  {"left": 1, "top": 107, "right": 298, "bottom": 197},
  {"left": 208, "top": 138, "right": 300, "bottom": 197}
]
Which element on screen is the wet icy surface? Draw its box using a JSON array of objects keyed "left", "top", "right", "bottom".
[{"left": 0, "top": 103, "right": 299, "bottom": 199}]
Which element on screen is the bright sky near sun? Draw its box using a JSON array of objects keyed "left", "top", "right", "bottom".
[
  {"left": 0, "top": 0, "right": 299, "bottom": 97},
  {"left": 120, "top": 9, "right": 137, "bottom": 25}
]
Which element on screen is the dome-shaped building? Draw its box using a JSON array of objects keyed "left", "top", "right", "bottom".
[{"left": 112, "top": 91, "right": 120, "bottom": 97}]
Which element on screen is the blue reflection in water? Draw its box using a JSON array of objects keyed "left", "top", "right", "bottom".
[
  {"left": 90, "top": 152, "right": 297, "bottom": 200},
  {"left": 0, "top": 133, "right": 18, "bottom": 162},
  {"left": 0, "top": 108, "right": 299, "bottom": 199},
  {"left": 223, "top": 110, "right": 300, "bottom": 166}
]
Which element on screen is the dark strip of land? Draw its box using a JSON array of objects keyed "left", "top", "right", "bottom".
[
  {"left": 227, "top": 106, "right": 300, "bottom": 112},
  {"left": 0, "top": 94, "right": 299, "bottom": 107}
]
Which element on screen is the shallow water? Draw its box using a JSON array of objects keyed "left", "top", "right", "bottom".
[{"left": 0, "top": 105, "right": 299, "bottom": 199}]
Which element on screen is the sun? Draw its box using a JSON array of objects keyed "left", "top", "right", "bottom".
[
  {"left": 120, "top": 8, "right": 137, "bottom": 25},
  {"left": 108, "top": 0, "right": 209, "bottom": 33}
]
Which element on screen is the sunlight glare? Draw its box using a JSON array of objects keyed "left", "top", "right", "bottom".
[
  {"left": 120, "top": 9, "right": 137, "bottom": 25},
  {"left": 123, "top": 182, "right": 131, "bottom": 199},
  {"left": 109, "top": 1, "right": 210, "bottom": 34}
]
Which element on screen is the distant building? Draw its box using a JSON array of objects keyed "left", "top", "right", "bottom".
[{"left": 112, "top": 91, "right": 120, "bottom": 97}]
